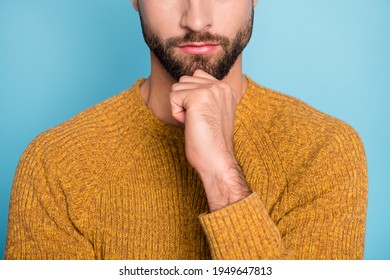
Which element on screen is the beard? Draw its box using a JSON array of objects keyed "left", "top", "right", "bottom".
[{"left": 139, "top": 10, "right": 254, "bottom": 81}]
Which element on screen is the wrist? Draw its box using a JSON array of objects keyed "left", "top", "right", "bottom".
[{"left": 199, "top": 161, "right": 252, "bottom": 212}]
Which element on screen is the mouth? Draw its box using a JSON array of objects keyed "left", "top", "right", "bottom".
[{"left": 178, "top": 42, "right": 219, "bottom": 55}]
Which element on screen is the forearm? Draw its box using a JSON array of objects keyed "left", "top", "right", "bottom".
[{"left": 198, "top": 157, "right": 252, "bottom": 212}]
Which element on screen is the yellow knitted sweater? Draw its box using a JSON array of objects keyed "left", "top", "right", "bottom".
[{"left": 5, "top": 77, "right": 368, "bottom": 260}]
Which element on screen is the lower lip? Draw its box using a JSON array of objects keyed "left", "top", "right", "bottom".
[{"left": 179, "top": 45, "right": 218, "bottom": 55}]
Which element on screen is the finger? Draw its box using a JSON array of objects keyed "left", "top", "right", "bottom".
[
  {"left": 170, "top": 90, "right": 193, "bottom": 124},
  {"left": 178, "top": 75, "right": 213, "bottom": 84},
  {"left": 170, "top": 98, "right": 186, "bottom": 124},
  {"left": 171, "top": 82, "right": 211, "bottom": 92},
  {"left": 192, "top": 69, "right": 218, "bottom": 80}
]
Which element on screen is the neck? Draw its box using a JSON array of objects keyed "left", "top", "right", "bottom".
[{"left": 140, "top": 52, "right": 247, "bottom": 126}]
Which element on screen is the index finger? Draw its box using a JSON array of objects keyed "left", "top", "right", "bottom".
[{"left": 192, "top": 69, "right": 218, "bottom": 80}]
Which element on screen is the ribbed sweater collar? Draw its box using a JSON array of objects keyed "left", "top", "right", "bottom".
[{"left": 126, "top": 75, "right": 257, "bottom": 137}]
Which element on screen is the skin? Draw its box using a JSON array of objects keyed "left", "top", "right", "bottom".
[{"left": 131, "top": 0, "right": 257, "bottom": 212}]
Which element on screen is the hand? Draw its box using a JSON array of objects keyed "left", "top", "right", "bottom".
[{"left": 170, "top": 70, "right": 251, "bottom": 211}]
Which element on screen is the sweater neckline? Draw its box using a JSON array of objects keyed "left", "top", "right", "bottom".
[
  {"left": 129, "top": 75, "right": 257, "bottom": 136},
  {"left": 130, "top": 79, "right": 185, "bottom": 137}
]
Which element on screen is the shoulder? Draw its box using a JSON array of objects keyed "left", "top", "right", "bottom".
[
  {"left": 17, "top": 80, "right": 145, "bottom": 174},
  {"left": 238, "top": 77, "right": 365, "bottom": 173},
  {"left": 241, "top": 76, "right": 362, "bottom": 142}
]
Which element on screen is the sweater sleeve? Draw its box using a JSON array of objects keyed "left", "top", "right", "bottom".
[
  {"left": 199, "top": 125, "right": 368, "bottom": 260},
  {"left": 199, "top": 193, "right": 292, "bottom": 259},
  {"left": 5, "top": 137, "right": 96, "bottom": 260}
]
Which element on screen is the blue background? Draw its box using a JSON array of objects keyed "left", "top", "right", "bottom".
[{"left": 0, "top": 0, "right": 389, "bottom": 259}]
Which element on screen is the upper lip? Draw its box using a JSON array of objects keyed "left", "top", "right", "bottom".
[{"left": 179, "top": 42, "right": 218, "bottom": 47}]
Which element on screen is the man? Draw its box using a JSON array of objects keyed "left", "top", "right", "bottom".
[{"left": 5, "top": 0, "right": 367, "bottom": 259}]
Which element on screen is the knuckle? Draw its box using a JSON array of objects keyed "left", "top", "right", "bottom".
[
  {"left": 171, "top": 83, "right": 179, "bottom": 91},
  {"left": 179, "top": 75, "right": 190, "bottom": 83},
  {"left": 193, "top": 69, "right": 204, "bottom": 75},
  {"left": 209, "top": 83, "right": 220, "bottom": 92},
  {"left": 219, "top": 82, "right": 230, "bottom": 91},
  {"left": 208, "top": 83, "right": 225, "bottom": 97}
]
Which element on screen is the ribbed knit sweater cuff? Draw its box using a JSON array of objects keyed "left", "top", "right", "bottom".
[{"left": 199, "top": 192, "right": 289, "bottom": 260}]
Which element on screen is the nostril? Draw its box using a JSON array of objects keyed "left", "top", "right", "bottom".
[{"left": 180, "top": 3, "right": 213, "bottom": 33}]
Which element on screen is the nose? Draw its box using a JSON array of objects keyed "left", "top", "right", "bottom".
[{"left": 180, "top": 0, "right": 213, "bottom": 33}]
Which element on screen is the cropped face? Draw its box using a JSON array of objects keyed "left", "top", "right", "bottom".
[{"left": 132, "top": 0, "right": 255, "bottom": 80}]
